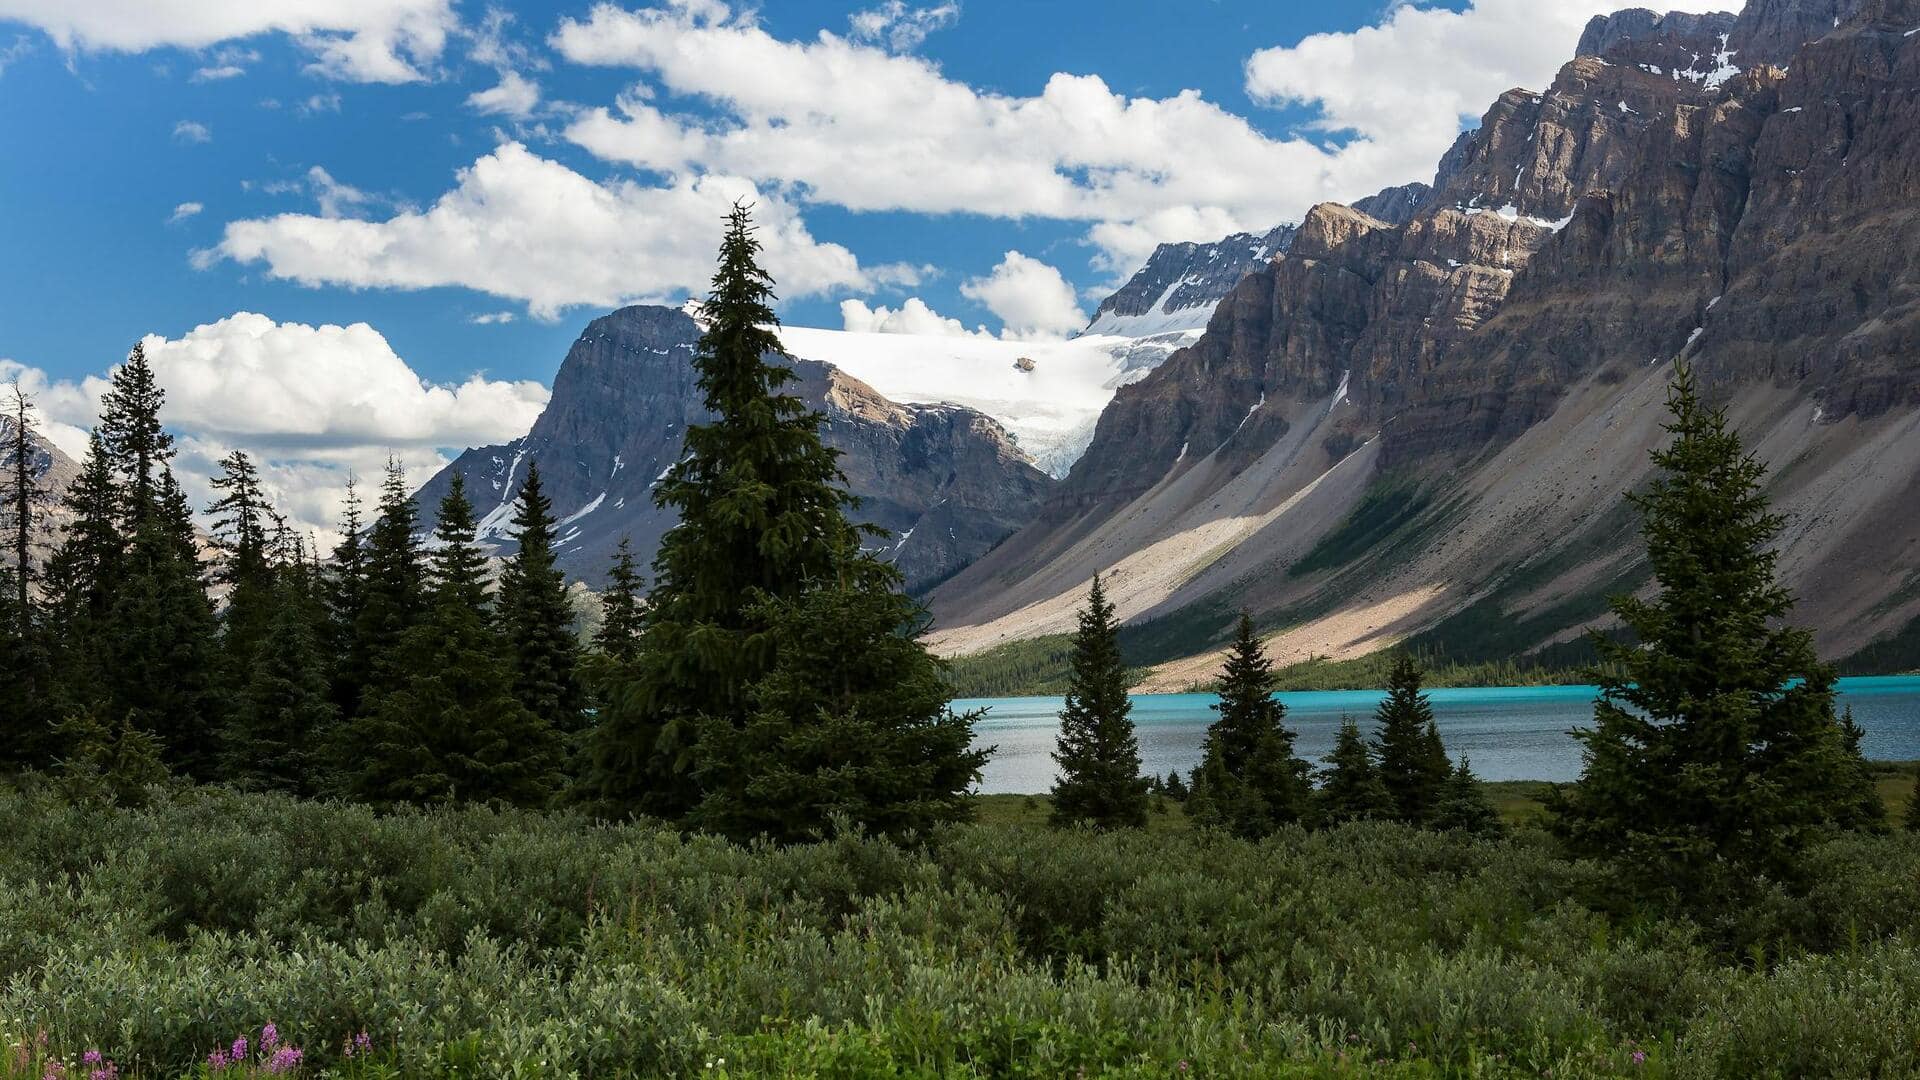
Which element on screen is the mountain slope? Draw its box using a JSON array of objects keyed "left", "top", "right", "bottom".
[
  {"left": 418, "top": 306, "right": 1055, "bottom": 592},
  {"left": 927, "top": 0, "right": 1920, "bottom": 683}
]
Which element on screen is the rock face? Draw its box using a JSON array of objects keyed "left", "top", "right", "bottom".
[
  {"left": 1351, "top": 182, "right": 1434, "bottom": 225},
  {"left": 1085, "top": 225, "right": 1298, "bottom": 335},
  {"left": 417, "top": 306, "right": 1054, "bottom": 592},
  {"left": 928, "top": 0, "right": 1920, "bottom": 681},
  {"left": 0, "top": 414, "right": 79, "bottom": 568}
]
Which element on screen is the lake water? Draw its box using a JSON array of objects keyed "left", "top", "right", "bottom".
[{"left": 959, "top": 675, "right": 1920, "bottom": 794}]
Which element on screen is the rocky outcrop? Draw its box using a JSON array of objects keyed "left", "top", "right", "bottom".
[
  {"left": 1085, "top": 225, "right": 1298, "bottom": 335},
  {"left": 0, "top": 414, "right": 79, "bottom": 568},
  {"left": 928, "top": 0, "right": 1920, "bottom": 677},
  {"left": 1351, "top": 182, "right": 1433, "bottom": 226},
  {"left": 419, "top": 306, "right": 1054, "bottom": 591}
]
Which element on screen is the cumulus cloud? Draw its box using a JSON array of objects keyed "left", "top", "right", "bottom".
[
  {"left": 167, "top": 201, "right": 203, "bottom": 224},
  {"left": 839, "top": 296, "right": 986, "bottom": 337},
  {"left": 467, "top": 69, "right": 540, "bottom": 118},
  {"left": 207, "top": 141, "right": 912, "bottom": 319},
  {"left": 848, "top": 1, "right": 959, "bottom": 52},
  {"left": 469, "top": 310, "right": 515, "bottom": 325},
  {"left": 4, "top": 312, "right": 547, "bottom": 541},
  {"left": 172, "top": 119, "right": 211, "bottom": 144},
  {"left": 1244, "top": 0, "right": 1732, "bottom": 186},
  {"left": 189, "top": 44, "right": 256, "bottom": 81},
  {"left": 0, "top": 0, "right": 456, "bottom": 83},
  {"left": 960, "top": 252, "right": 1084, "bottom": 341}
]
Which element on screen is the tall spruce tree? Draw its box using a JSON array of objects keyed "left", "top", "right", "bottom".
[
  {"left": 1049, "top": 574, "right": 1149, "bottom": 829},
  {"left": 43, "top": 430, "right": 122, "bottom": 712},
  {"left": 341, "top": 476, "right": 564, "bottom": 807},
  {"left": 592, "top": 537, "right": 644, "bottom": 663},
  {"left": 324, "top": 479, "right": 373, "bottom": 716},
  {"left": 1552, "top": 360, "right": 1878, "bottom": 908},
  {"left": 1319, "top": 716, "right": 1390, "bottom": 825},
  {"left": 98, "top": 342, "right": 173, "bottom": 516},
  {"left": 1371, "top": 655, "right": 1449, "bottom": 825},
  {"left": 350, "top": 458, "right": 426, "bottom": 704},
  {"left": 687, "top": 576, "right": 990, "bottom": 843},
  {"left": 225, "top": 573, "right": 337, "bottom": 796},
  {"left": 496, "top": 463, "right": 584, "bottom": 734},
  {"left": 587, "top": 202, "right": 868, "bottom": 818},
  {"left": 0, "top": 386, "right": 51, "bottom": 766},
  {"left": 1187, "top": 612, "right": 1313, "bottom": 837},
  {"left": 207, "top": 450, "right": 278, "bottom": 700}
]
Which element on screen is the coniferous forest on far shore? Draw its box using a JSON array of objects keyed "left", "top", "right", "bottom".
[{"left": 4, "top": 207, "right": 1920, "bottom": 1078}]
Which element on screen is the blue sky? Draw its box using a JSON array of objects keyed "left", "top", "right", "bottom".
[{"left": 0, "top": 0, "right": 1708, "bottom": 534}]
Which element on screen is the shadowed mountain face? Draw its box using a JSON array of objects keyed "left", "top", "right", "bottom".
[
  {"left": 416, "top": 306, "right": 1054, "bottom": 592},
  {"left": 927, "top": 0, "right": 1920, "bottom": 683},
  {"left": 0, "top": 413, "right": 79, "bottom": 569}
]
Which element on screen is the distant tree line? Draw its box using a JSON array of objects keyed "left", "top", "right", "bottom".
[{"left": 0, "top": 203, "right": 986, "bottom": 843}]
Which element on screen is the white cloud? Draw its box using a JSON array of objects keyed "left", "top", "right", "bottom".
[
  {"left": 960, "top": 252, "right": 1084, "bottom": 341},
  {"left": 467, "top": 69, "right": 540, "bottom": 118},
  {"left": 551, "top": 1, "right": 1435, "bottom": 276},
  {"left": 0, "top": 0, "right": 456, "bottom": 83},
  {"left": 189, "top": 44, "right": 256, "bottom": 81},
  {"left": 839, "top": 296, "right": 986, "bottom": 337},
  {"left": 305, "top": 165, "right": 375, "bottom": 218},
  {"left": 298, "top": 92, "right": 342, "bottom": 116},
  {"left": 172, "top": 119, "right": 211, "bottom": 144},
  {"left": 848, "top": 1, "right": 959, "bottom": 53},
  {"left": 5, "top": 312, "right": 547, "bottom": 541},
  {"left": 469, "top": 310, "right": 515, "bottom": 325},
  {"left": 207, "top": 141, "right": 911, "bottom": 319},
  {"left": 167, "top": 201, "right": 204, "bottom": 224},
  {"left": 1244, "top": 0, "right": 1732, "bottom": 186}
]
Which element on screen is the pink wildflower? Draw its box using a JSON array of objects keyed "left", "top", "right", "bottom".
[
  {"left": 208, "top": 1047, "right": 230, "bottom": 1072},
  {"left": 1632, "top": 1050, "right": 1648, "bottom": 1065},
  {"left": 265, "top": 1046, "right": 303, "bottom": 1074},
  {"left": 231, "top": 1036, "right": 248, "bottom": 1062},
  {"left": 261, "top": 1025, "right": 279, "bottom": 1050}
]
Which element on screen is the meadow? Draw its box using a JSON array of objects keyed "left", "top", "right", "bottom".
[{"left": 7, "top": 780, "right": 1920, "bottom": 1079}]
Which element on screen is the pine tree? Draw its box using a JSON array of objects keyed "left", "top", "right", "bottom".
[
  {"left": 1187, "top": 612, "right": 1314, "bottom": 837},
  {"left": 588, "top": 202, "right": 868, "bottom": 818},
  {"left": 1552, "top": 360, "right": 1878, "bottom": 909},
  {"left": 207, "top": 450, "right": 278, "bottom": 697},
  {"left": 225, "top": 576, "right": 337, "bottom": 796},
  {"left": 1050, "top": 574, "right": 1149, "bottom": 829},
  {"left": 1432, "top": 757, "right": 1503, "bottom": 836},
  {"left": 1372, "top": 655, "right": 1449, "bottom": 825},
  {"left": 105, "top": 467, "right": 221, "bottom": 778},
  {"left": 1319, "top": 716, "right": 1390, "bottom": 825},
  {"left": 44, "top": 431, "right": 123, "bottom": 631},
  {"left": 351, "top": 458, "right": 426, "bottom": 702},
  {"left": 1834, "top": 705, "right": 1887, "bottom": 832},
  {"left": 0, "top": 386, "right": 52, "bottom": 767},
  {"left": 496, "top": 463, "right": 584, "bottom": 734},
  {"left": 324, "top": 479, "right": 373, "bottom": 717},
  {"left": 592, "top": 537, "right": 644, "bottom": 663},
  {"left": 340, "top": 476, "right": 564, "bottom": 807},
  {"left": 688, "top": 576, "right": 989, "bottom": 842},
  {"left": 1164, "top": 769, "right": 1188, "bottom": 801},
  {"left": 98, "top": 342, "right": 173, "bottom": 517}
]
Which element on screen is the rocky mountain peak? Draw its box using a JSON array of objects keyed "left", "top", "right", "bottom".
[{"left": 1085, "top": 224, "right": 1298, "bottom": 337}]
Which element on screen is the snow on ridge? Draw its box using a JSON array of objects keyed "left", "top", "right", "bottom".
[{"left": 1084, "top": 297, "right": 1218, "bottom": 337}]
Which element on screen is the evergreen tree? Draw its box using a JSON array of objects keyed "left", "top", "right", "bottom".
[
  {"left": 324, "top": 479, "right": 373, "bottom": 716},
  {"left": 592, "top": 537, "right": 644, "bottom": 663},
  {"left": 1049, "top": 574, "right": 1149, "bottom": 829},
  {"left": 588, "top": 202, "right": 869, "bottom": 818},
  {"left": 350, "top": 458, "right": 426, "bottom": 703},
  {"left": 1164, "top": 769, "right": 1188, "bottom": 801},
  {"left": 225, "top": 576, "right": 337, "bottom": 796},
  {"left": 0, "top": 386, "right": 52, "bottom": 767},
  {"left": 52, "top": 706, "right": 170, "bottom": 808},
  {"left": 340, "top": 477, "right": 564, "bottom": 808},
  {"left": 1432, "top": 757, "right": 1503, "bottom": 836},
  {"left": 1552, "top": 360, "right": 1877, "bottom": 909},
  {"left": 688, "top": 576, "right": 989, "bottom": 842},
  {"left": 104, "top": 467, "right": 222, "bottom": 777},
  {"left": 1834, "top": 705, "right": 1887, "bottom": 832},
  {"left": 1187, "top": 612, "right": 1314, "bottom": 837},
  {"left": 98, "top": 342, "right": 173, "bottom": 517},
  {"left": 207, "top": 450, "right": 278, "bottom": 693},
  {"left": 1371, "top": 655, "right": 1449, "bottom": 825},
  {"left": 496, "top": 463, "right": 584, "bottom": 734},
  {"left": 44, "top": 431, "right": 122, "bottom": 634},
  {"left": 1319, "top": 716, "right": 1390, "bottom": 825},
  {"left": 1904, "top": 774, "right": 1920, "bottom": 833}
]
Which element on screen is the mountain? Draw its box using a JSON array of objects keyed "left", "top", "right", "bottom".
[
  {"left": 417, "top": 305, "right": 1054, "bottom": 592},
  {"left": 1085, "top": 224, "right": 1299, "bottom": 337},
  {"left": 927, "top": 0, "right": 1920, "bottom": 683},
  {"left": 0, "top": 413, "right": 79, "bottom": 569}
]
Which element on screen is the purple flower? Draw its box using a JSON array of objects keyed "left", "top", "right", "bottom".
[
  {"left": 261, "top": 1024, "right": 279, "bottom": 1050},
  {"left": 265, "top": 1046, "right": 304, "bottom": 1074},
  {"left": 354, "top": 1032, "right": 371, "bottom": 1052},
  {"left": 231, "top": 1036, "right": 248, "bottom": 1062},
  {"left": 1632, "top": 1050, "right": 1648, "bottom": 1065},
  {"left": 208, "top": 1048, "right": 230, "bottom": 1072},
  {"left": 81, "top": 1052, "right": 102, "bottom": 1066}
]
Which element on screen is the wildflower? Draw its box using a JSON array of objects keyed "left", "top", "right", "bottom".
[
  {"left": 208, "top": 1047, "right": 230, "bottom": 1072},
  {"left": 261, "top": 1025, "right": 279, "bottom": 1050},
  {"left": 82, "top": 1052, "right": 101, "bottom": 1066},
  {"left": 231, "top": 1037, "right": 248, "bottom": 1063},
  {"left": 266, "top": 1046, "right": 303, "bottom": 1074},
  {"left": 1177, "top": 1063, "right": 1189, "bottom": 1073},
  {"left": 1631, "top": 1050, "right": 1647, "bottom": 1065}
]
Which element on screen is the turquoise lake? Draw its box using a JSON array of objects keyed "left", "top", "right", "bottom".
[{"left": 958, "top": 674, "right": 1920, "bottom": 794}]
